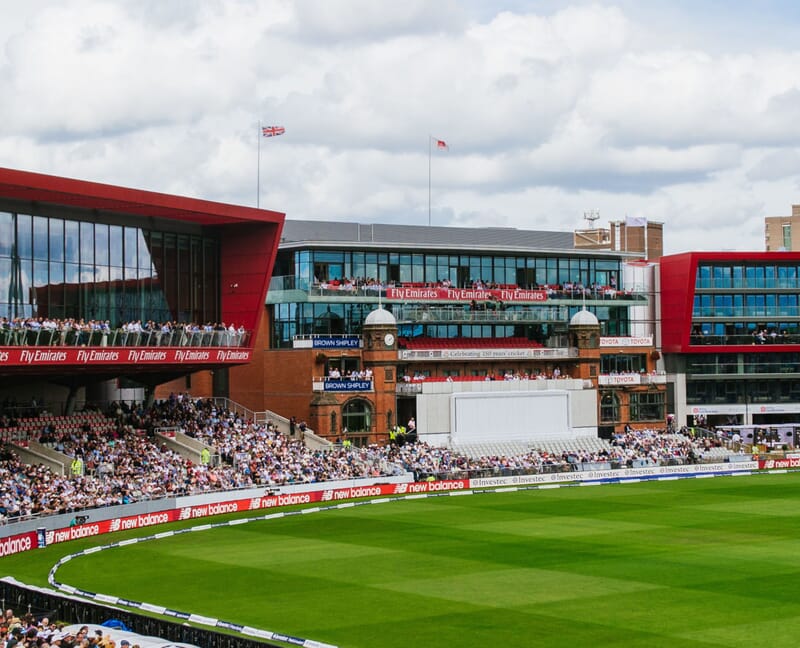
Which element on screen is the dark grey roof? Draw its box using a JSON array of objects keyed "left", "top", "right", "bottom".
[{"left": 280, "top": 219, "right": 580, "bottom": 254}]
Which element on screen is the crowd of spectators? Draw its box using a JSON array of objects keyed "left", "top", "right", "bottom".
[
  {"left": 0, "top": 395, "right": 738, "bottom": 525},
  {"left": 0, "top": 317, "right": 248, "bottom": 348},
  {"left": 311, "top": 275, "right": 640, "bottom": 300},
  {"left": 0, "top": 608, "right": 137, "bottom": 647},
  {"left": 326, "top": 367, "right": 373, "bottom": 380},
  {"left": 403, "top": 369, "right": 570, "bottom": 382}
]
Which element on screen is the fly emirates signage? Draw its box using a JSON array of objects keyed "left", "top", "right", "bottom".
[
  {"left": 0, "top": 348, "right": 251, "bottom": 367},
  {"left": 385, "top": 287, "right": 547, "bottom": 302}
]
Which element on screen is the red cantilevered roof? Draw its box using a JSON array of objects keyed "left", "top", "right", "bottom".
[{"left": 0, "top": 166, "right": 283, "bottom": 227}]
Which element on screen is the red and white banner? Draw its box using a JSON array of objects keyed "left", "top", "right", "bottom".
[
  {"left": 759, "top": 457, "right": 800, "bottom": 469},
  {"left": 385, "top": 287, "right": 547, "bottom": 303},
  {"left": 0, "top": 531, "right": 37, "bottom": 557},
  {"left": 6, "top": 481, "right": 470, "bottom": 555},
  {"left": 2, "top": 468, "right": 759, "bottom": 557},
  {"left": 0, "top": 347, "right": 251, "bottom": 367}
]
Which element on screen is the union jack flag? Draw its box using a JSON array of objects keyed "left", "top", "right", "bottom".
[{"left": 262, "top": 125, "right": 285, "bottom": 137}]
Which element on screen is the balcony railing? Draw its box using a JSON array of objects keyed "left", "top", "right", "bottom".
[
  {"left": 695, "top": 278, "right": 800, "bottom": 290},
  {"left": 393, "top": 305, "right": 570, "bottom": 324},
  {"left": 398, "top": 346, "right": 579, "bottom": 361},
  {"left": 268, "top": 276, "right": 647, "bottom": 303},
  {"left": 0, "top": 327, "right": 251, "bottom": 348},
  {"left": 692, "top": 306, "right": 800, "bottom": 318},
  {"left": 690, "top": 333, "right": 800, "bottom": 346},
  {"left": 396, "top": 376, "right": 593, "bottom": 393}
]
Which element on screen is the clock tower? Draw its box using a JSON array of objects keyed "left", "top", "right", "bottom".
[{"left": 362, "top": 306, "right": 399, "bottom": 440}]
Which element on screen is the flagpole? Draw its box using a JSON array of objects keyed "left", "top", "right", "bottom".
[
  {"left": 257, "top": 120, "right": 261, "bottom": 209},
  {"left": 428, "top": 135, "right": 432, "bottom": 226}
]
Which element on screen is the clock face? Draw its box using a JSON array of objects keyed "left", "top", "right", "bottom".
[{"left": 384, "top": 333, "right": 395, "bottom": 346}]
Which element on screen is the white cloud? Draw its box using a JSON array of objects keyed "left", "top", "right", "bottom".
[{"left": 1, "top": 1, "right": 800, "bottom": 255}]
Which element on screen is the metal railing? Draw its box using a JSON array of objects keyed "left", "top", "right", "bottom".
[
  {"left": 393, "top": 305, "right": 570, "bottom": 323},
  {"left": 268, "top": 275, "right": 648, "bottom": 301},
  {"left": 695, "top": 278, "right": 800, "bottom": 290},
  {"left": 690, "top": 333, "right": 800, "bottom": 346},
  {"left": 0, "top": 327, "right": 251, "bottom": 348}
]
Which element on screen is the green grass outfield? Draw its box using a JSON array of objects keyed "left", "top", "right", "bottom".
[{"left": 5, "top": 472, "right": 800, "bottom": 647}]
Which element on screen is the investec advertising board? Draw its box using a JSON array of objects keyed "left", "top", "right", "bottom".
[
  {"left": 469, "top": 461, "right": 758, "bottom": 488},
  {"left": 0, "top": 348, "right": 251, "bottom": 367},
  {"left": 0, "top": 463, "right": 758, "bottom": 557}
]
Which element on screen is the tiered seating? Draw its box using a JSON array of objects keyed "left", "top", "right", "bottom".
[
  {"left": 0, "top": 412, "right": 115, "bottom": 441},
  {"left": 535, "top": 437, "right": 613, "bottom": 456},
  {"left": 454, "top": 437, "right": 614, "bottom": 460},
  {"left": 454, "top": 440, "right": 534, "bottom": 459},
  {"left": 701, "top": 446, "right": 736, "bottom": 461}
]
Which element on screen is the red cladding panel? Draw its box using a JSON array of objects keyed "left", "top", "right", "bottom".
[
  {"left": 0, "top": 167, "right": 283, "bottom": 226},
  {"left": 0, "top": 166, "right": 285, "bottom": 351},
  {"left": 220, "top": 221, "right": 283, "bottom": 333},
  {"left": 659, "top": 253, "right": 696, "bottom": 353},
  {"left": 660, "top": 251, "right": 800, "bottom": 353}
]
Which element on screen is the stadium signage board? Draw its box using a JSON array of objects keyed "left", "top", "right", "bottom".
[
  {"left": 599, "top": 336, "right": 653, "bottom": 346},
  {"left": 311, "top": 337, "right": 360, "bottom": 349},
  {"left": 0, "top": 466, "right": 759, "bottom": 556},
  {"left": 0, "top": 348, "right": 252, "bottom": 366},
  {"left": 323, "top": 380, "right": 372, "bottom": 392},
  {"left": 386, "top": 287, "right": 547, "bottom": 302}
]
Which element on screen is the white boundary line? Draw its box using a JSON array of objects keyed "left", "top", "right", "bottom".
[{"left": 46, "top": 468, "right": 775, "bottom": 647}]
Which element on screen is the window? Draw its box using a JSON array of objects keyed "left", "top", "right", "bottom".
[
  {"left": 712, "top": 265, "right": 731, "bottom": 289},
  {"left": 600, "top": 392, "right": 620, "bottom": 422},
  {"left": 630, "top": 391, "right": 665, "bottom": 421},
  {"left": 0, "top": 212, "right": 11, "bottom": 256},
  {"left": 600, "top": 354, "right": 647, "bottom": 374},
  {"left": 696, "top": 265, "right": 711, "bottom": 289},
  {"left": 342, "top": 399, "right": 372, "bottom": 433}
]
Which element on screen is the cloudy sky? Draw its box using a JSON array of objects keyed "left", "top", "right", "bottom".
[{"left": 3, "top": 0, "right": 800, "bottom": 255}]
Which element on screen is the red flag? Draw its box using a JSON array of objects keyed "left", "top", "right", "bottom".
[
  {"left": 435, "top": 138, "right": 448, "bottom": 150},
  {"left": 262, "top": 126, "right": 285, "bottom": 137}
]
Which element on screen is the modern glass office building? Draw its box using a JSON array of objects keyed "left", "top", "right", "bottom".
[
  {"left": 268, "top": 220, "right": 641, "bottom": 349},
  {"left": 0, "top": 167, "right": 284, "bottom": 407},
  {"left": 660, "top": 251, "right": 800, "bottom": 426},
  {"left": 0, "top": 212, "right": 221, "bottom": 326}
]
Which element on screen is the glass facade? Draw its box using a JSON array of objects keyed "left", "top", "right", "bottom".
[
  {"left": 629, "top": 391, "right": 665, "bottom": 421},
  {"left": 275, "top": 249, "right": 622, "bottom": 292},
  {"left": 683, "top": 352, "right": 800, "bottom": 406},
  {"left": 695, "top": 262, "right": 800, "bottom": 290},
  {"left": 691, "top": 262, "right": 800, "bottom": 344},
  {"left": 0, "top": 211, "right": 220, "bottom": 326},
  {"left": 600, "top": 392, "right": 620, "bottom": 422},
  {"left": 600, "top": 353, "right": 648, "bottom": 374},
  {"left": 270, "top": 247, "right": 630, "bottom": 347}
]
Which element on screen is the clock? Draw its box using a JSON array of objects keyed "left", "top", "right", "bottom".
[{"left": 384, "top": 333, "right": 395, "bottom": 347}]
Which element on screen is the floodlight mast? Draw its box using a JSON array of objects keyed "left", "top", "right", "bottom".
[{"left": 583, "top": 209, "right": 600, "bottom": 223}]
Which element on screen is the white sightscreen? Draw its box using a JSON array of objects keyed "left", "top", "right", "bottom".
[{"left": 450, "top": 390, "right": 571, "bottom": 445}]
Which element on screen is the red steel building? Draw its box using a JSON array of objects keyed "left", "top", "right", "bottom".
[
  {"left": 0, "top": 167, "right": 284, "bottom": 411},
  {"left": 659, "top": 251, "right": 800, "bottom": 428}
]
